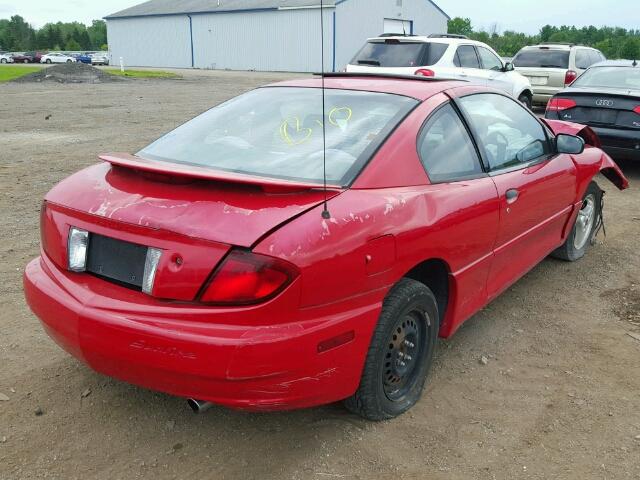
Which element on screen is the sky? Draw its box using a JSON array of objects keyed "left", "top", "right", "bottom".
[{"left": 0, "top": 0, "right": 639, "bottom": 33}]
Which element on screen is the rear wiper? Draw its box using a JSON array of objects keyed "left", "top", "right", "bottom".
[
  {"left": 539, "top": 64, "right": 563, "bottom": 68},
  {"left": 357, "top": 59, "right": 381, "bottom": 66}
]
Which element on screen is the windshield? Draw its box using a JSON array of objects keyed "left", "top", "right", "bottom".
[
  {"left": 138, "top": 87, "right": 417, "bottom": 185},
  {"left": 572, "top": 66, "right": 640, "bottom": 89},
  {"left": 351, "top": 41, "right": 447, "bottom": 68},
  {"left": 513, "top": 49, "right": 570, "bottom": 69}
]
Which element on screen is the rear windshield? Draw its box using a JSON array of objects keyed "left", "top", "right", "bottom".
[
  {"left": 351, "top": 41, "right": 447, "bottom": 68},
  {"left": 572, "top": 66, "right": 640, "bottom": 89},
  {"left": 138, "top": 87, "right": 417, "bottom": 185},
  {"left": 513, "top": 49, "right": 570, "bottom": 69}
]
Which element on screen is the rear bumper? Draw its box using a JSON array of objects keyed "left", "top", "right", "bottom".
[
  {"left": 24, "top": 255, "right": 381, "bottom": 411},
  {"left": 590, "top": 126, "right": 640, "bottom": 161},
  {"left": 532, "top": 92, "right": 557, "bottom": 106}
]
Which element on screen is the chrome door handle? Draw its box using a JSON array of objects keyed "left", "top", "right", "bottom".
[{"left": 506, "top": 189, "right": 519, "bottom": 204}]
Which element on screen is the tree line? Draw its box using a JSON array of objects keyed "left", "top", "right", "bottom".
[
  {"left": 0, "top": 15, "right": 107, "bottom": 52},
  {"left": 448, "top": 17, "right": 640, "bottom": 59}
]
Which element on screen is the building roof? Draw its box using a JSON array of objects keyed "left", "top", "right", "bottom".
[
  {"left": 106, "top": 0, "right": 336, "bottom": 19},
  {"left": 106, "top": 0, "right": 449, "bottom": 20}
]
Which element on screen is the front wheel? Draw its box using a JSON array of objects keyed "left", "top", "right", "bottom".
[
  {"left": 0, "top": 58, "right": 6, "bottom": 64},
  {"left": 45, "top": 59, "right": 52, "bottom": 64},
  {"left": 552, "top": 181, "right": 602, "bottom": 261},
  {"left": 66, "top": 59, "right": 72, "bottom": 63},
  {"left": 518, "top": 92, "right": 532, "bottom": 110},
  {"left": 344, "top": 278, "right": 439, "bottom": 420}
]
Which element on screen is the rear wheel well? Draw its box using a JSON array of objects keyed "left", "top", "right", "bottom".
[{"left": 404, "top": 259, "right": 450, "bottom": 323}]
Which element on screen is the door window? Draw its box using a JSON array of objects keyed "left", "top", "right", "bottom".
[
  {"left": 417, "top": 104, "right": 483, "bottom": 182},
  {"left": 477, "top": 47, "right": 503, "bottom": 71},
  {"left": 454, "top": 45, "right": 480, "bottom": 68},
  {"left": 458, "top": 94, "right": 551, "bottom": 172}
]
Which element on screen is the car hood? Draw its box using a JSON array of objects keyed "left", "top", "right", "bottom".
[{"left": 45, "top": 161, "right": 341, "bottom": 248}]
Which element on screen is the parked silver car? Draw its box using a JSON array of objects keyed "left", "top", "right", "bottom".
[
  {"left": 513, "top": 43, "right": 606, "bottom": 107},
  {"left": 0, "top": 52, "right": 15, "bottom": 64}
]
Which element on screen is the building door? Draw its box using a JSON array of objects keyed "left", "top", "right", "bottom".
[{"left": 383, "top": 18, "right": 413, "bottom": 35}]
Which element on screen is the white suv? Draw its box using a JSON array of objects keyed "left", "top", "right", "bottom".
[{"left": 346, "top": 34, "right": 533, "bottom": 107}]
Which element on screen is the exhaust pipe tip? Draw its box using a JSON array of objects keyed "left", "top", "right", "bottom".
[{"left": 187, "top": 398, "right": 213, "bottom": 414}]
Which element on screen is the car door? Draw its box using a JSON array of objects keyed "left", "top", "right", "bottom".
[
  {"left": 476, "top": 46, "right": 511, "bottom": 95},
  {"left": 415, "top": 100, "right": 500, "bottom": 327},
  {"left": 453, "top": 45, "right": 487, "bottom": 85},
  {"left": 455, "top": 92, "right": 578, "bottom": 299}
]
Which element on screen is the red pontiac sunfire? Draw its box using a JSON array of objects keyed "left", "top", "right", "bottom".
[{"left": 24, "top": 74, "right": 628, "bottom": 420}]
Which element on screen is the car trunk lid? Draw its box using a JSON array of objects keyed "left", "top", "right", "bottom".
[
  {"left": 42, "top": 160, "right": 341, "bottom": 300},
  {"left": 550, "top": 89, "right": 640, "bottom": 129},
  {"left": 47, "top": 157, "right": 340, "bottom": 247}
]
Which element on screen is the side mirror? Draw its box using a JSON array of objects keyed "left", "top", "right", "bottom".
[
  {"left": 503, "top": 62, "right": 515, "bottom": 72},
  {"left": 556, "top": 134, "right": 585, "bottom": 154}
]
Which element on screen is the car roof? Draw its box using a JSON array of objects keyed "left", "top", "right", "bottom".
[
  {"left": 590, "top": 60, "right": 639, "bottom": 68},
  {"left": 364, "top": 35, "right": 493, "bottom": 48},
  {"left": 266, "top": 74, "right": 466, "bottom": 101},
  {"left": 520, "top": 43, "right": 593, "bottom": 51}
]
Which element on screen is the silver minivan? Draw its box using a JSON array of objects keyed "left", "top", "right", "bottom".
[{"left": 513, "top": 44, "right": 606, "bottom": 107}]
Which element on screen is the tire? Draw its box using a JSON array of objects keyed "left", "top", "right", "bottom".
[
  {"left": 23, "top": 59, "right": 29, "bottom": 64},
  {"left": 344, "top": 278, "right": 439, "bottom": 420},
  {"left": 518, "top": 92, "right": 532, "bottom": 110},
  {"left": 552, "top": 181, "right": 602, "bottom": 262},
  {"left": 66, "top": 59, "right": 72, "bottom": 63},
  {"left": 1, "top": 58, "right": 6, "bottom": 64}
]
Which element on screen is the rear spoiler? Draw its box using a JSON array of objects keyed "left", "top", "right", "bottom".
[{"left": 99, "top": 153, "right": 342, "bottom": 192}]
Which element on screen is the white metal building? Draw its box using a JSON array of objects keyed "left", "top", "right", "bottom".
[{"left": 106, "top": 0, "right": 449, "bottom": 72}]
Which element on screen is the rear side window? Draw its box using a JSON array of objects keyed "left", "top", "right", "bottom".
[
  {"left": 454, "top": 46, "right": 480, "bottom": 68},
  {"left": 351, "top": 41, "right": 446, "bottom": 67},
  {"left": 513, "top": 49, "right": 570, "bottom": 69},
  {"left": 417, "top": 104, "right": 483, "bottom": 182},
  {"left": 477, "top": 46, "right": 503, "bottom": 71},
  {"left": 575, "top": 49, "right": 592, "bottom": 69},
  {"left": 458, "top": 94, "right": 550, "bottom": 171},
  {"left": 588, "top": 50, "right": 603, "bottom": 65}
]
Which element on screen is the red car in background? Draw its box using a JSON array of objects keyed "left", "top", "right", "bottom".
[
  {"left": 24, "top": 74, "right": 628, "bottom": 420},
  {"left": 11, "top": 51, "right": 44, "bottom": 63}
]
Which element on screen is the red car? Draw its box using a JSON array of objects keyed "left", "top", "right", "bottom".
[
  {"left": 12, "top": 51, "right": 44, "bottom": 63},
  {"left": 24, "top": 74, "right": 628, "bottom": 420}
]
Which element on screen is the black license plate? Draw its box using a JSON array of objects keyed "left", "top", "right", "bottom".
[
  {"left": 567, "top": 107, "right": 618, "bottom": 125},
  {"left": 86, "top": 234, "right": 148, "bottom": 288}
]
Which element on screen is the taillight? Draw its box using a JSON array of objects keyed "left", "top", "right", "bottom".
[
  {"left": 200, "top": 250, "right": 298, "bottom": 305},
  {"left": 415, "top": 68, "right": 435, "bottom": 77},
  {"left": 564, "top": 70, "right": 577, "bottom": 85},
  {"left": 547, "top": 97, "right": 577, "bottom": 112},
  {"left": 633, "top": 106, "right": 640, "bottom": 115}
]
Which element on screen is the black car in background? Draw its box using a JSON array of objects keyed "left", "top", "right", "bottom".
[{"left": 545, "top": 60, "right": 640, "bottom": 161}]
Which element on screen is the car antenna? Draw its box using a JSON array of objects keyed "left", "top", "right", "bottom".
[{"left": 319, "top": 0, "right": 331, "bottom": 220}]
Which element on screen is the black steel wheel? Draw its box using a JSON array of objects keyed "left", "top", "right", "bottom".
[
  {"left": 383, "top": 312, "right": 425, "bottom": 401},
  {"left": 345, "top": 278, "right": 439, "bottom": 420}
]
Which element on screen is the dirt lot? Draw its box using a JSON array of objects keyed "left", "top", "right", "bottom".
[{"left": 0, "top": 70, "right": 639, "bottom": 480}]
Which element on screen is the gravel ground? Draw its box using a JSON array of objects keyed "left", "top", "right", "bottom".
[{"left": 0, "top": 70, "right": 639, "bottom": 480}]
